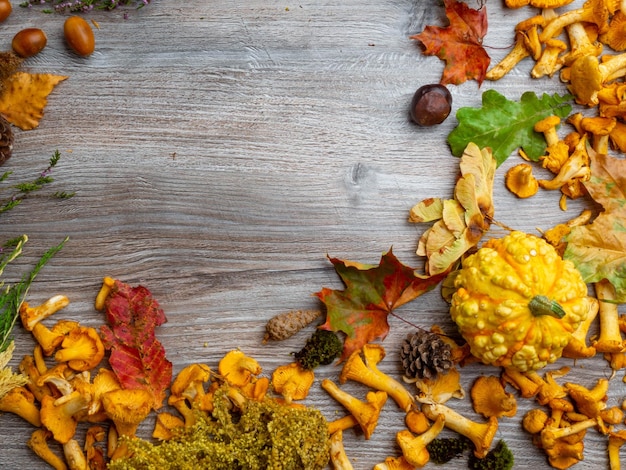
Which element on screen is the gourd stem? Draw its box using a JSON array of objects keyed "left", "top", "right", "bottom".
[{"left": 528, "top": 295, "right": 566, "bottom": 319}]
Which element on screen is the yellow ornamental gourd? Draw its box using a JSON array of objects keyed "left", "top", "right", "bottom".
[{"left": 450, "top": 231, "right": 591, "bottom": 372}]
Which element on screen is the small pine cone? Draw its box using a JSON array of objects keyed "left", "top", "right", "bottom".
[
  {"left": 0, "top": 115, "right": 13, "bottom": 166},
  {"left": 263, "top": 309, "right": 322, "bottom": 342},
  {"left": 400, "top": 330, "right": 453, "bottom": 380}
]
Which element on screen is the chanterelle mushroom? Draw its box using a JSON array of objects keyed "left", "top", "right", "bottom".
[
  {"left": 540, "top": 0, "right": 609, "bottom": 41},
  {"left": 601, "top": 10, "right": 626, "bottom": 50},
  {"left": 218, "top": 349, "right": 262, "bottom": 387},
  {"left": 505, "top": 163, "right": 539, "bottom": 198},
  {"left": 27, "top": 429, "right": 68, "bottom": 470},
  {"left": 19, "top": 295, "right": 70, "bottom": 332},
  {"left": 54, "top": 326, "right": 105, "bottom": 372},
  {"left": 569, "top": 53, "right": 626, "bottom": 105},
  {"left": 470, "top": 375, "right": 517, "bottom": 418},
  {"left": 0, "top": 386, "right": 41, "bottom": 427},
  {"left": 321, "top": 378, "right": 387, "bottom": 440},
  {"left": 271, "top": 362, "right": 315, "bottom": 404},
  {"left": 40, "top": 390, "right": 91, "bottom": 444}
]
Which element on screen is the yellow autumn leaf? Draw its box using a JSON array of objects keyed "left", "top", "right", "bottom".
[
  {"left": 410, "top": 142, "right": 496, "bottom": 275},
  {"left": 0, "top": 72, "right": 68, "bottom": 130}
]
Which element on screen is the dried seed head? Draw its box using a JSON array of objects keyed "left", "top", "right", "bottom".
[{"left": 0, "top": 115, "right": 14, "bottom": 166}]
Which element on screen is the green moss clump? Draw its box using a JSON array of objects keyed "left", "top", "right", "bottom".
[
  {"left": 107, "top": 385, "right": 330, "bottom": 470},
  {"left": 294, "top": 329, "right": 342, "bottom": 370}
]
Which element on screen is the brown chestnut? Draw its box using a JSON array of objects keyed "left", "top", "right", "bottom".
[
  {"left": 410, "top": 84, "right": 452, "bottom": 127},
  {"left": 12, "top": 28, "right": 47, "bottom": 58}
]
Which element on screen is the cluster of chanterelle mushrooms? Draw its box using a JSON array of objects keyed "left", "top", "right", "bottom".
[{"left": 487, "top": 0, "right": 626, "bottom": 209}]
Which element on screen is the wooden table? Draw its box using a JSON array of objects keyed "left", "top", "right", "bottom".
[{"left": 0, "top": 0, "right": 618, "bottom": 468}]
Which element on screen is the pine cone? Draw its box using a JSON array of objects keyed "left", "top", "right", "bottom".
[
  {"left": 400, "top": 330, "right": 453, "bottom": 380},
  {"left": 0, "top": 115, "right": 13, "bottom": 166}
]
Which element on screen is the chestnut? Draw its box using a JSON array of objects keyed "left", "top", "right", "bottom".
[{"left": 410, "top": 84, "right": 452, "bottom": 127}]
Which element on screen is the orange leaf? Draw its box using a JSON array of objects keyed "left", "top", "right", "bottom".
[
  {"left": 316, "top": 249, "right": 447, "bottom": 361},
  {"left": 410, "top": 0, "right": 490, "bottom": 86},
  {"left": 0, "top": 72, "right": 68, "bottom": 130}
]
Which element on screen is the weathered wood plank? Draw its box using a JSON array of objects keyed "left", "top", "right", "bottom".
[{"left": 0, "top": 0, "right": 615, "bottom": 468}]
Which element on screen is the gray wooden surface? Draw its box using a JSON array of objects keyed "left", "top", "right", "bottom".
[{"left": 0, "top": 0, "right": 620, "bottom": 468}]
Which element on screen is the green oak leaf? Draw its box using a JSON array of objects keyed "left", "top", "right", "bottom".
[{"left": 447, "top": 90, "right": 572, "bottom": 166}]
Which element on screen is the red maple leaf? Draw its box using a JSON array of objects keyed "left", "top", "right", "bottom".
[
  {"left": 100, "top": 279, "right": 172, "bottom": 410},
  {"left": 315, "top": 249, "right": 447, "bottom": 361},
  {"left": 410, "top": 0, "right": 490, "bottom": 86}
]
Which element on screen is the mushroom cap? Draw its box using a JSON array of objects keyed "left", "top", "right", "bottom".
[
  {"left": 522, "top": 408, "right": 549, "bottom": 434},
  {"left": 567, "top": 379, "right": 609, "bottom": 416},
  {"left": 603, "top": 11, "right": 626, "bottom": 51},
  {"left": 609, "top": 429, "right": 626, "bottom": 445},
  {"left": 541, "top": 142, "right": 570, "bottom": 174},
  {"left": 27, "top": 429, "right": 68, "bottom": 470},
  {"left": 470, "top": 375, "right": 518, "bottom": 418},
  {"left": 362, "top": 343, "right": 386, "bottom": 368},
  {"left": 505, "top": 163, "right": 539, "bottom": 199},
  {"left": 505, "top": 0, "right": 530, "bottom": 8},
  {"left": 40, "top": 393, "right": 85, "bottom": 444},
  {"left": 170, "top": 363, "right": 211, "bottom": 397},
  {"left": 271, "top": 362, "right": 315, "bottom": 403},
  {"left": 530, "top": 0, "right": 574, "bottom": 8},
  {"left": 102, "top": 388, "right": 153, "bottom": 436},
  {"left": 544, "top": 38, "right": 568, "bottom": 51},
  {"left": 515, "top": 15, "right": 547, "bottom": 31},
  {"left": 609, "top": 120, "right": 626, "bottom": 152},
  {"left": 581, "top": 116, "right": 617, "bottom": 135},
  {"left": 569, "top": 54, "right": 602, "bottom": 105},
  {"left": 54, "top": 326, "right": 105, "bottom": 372},
  {"left": 359, "top": 390, "right": 388, "bottom": 439},
  {"left": 152, "top": 411, "right": 185, "bottom": 440},
  {"left": 218, "top": 350, "right": 262, "bottom": 387},
  {"left": 0, "top": 386, "right": 42, "bottom": 427},
  {"left": 534, "top": 115, "right": 561, "bottom": 133}
]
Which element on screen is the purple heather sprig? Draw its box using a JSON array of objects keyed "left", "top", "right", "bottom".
[
  {"left": 0, "top": 150, "right": 74, "bottom": 215},
  {"left": 19, "top": 0, "right": 150, "bottom": 13}
]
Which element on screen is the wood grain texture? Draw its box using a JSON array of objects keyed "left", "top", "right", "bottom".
[{"left": 0, "top": 0, "right": 617, "bottom": 468}]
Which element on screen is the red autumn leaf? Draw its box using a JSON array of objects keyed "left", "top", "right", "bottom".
[
  {"left": 410, "top": 0, "right": 490, "bottom": 86},
  {"left": 100, "top": 279, "right": 172, "bottom": 410},
  {"left": 316, "top": 249, "right": 447, "bottom": 361}
]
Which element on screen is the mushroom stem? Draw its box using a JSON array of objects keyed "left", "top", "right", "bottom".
[
  {"left": 19, "top": 295, "right": 70, "bottom": 331},
  {"left": 321, "top": 378, "right": 387, "bottom": 440},
  {"left": 329, "top": 430, "right": 354, "bottom": 470},
  {"left": 540, "top": 418, "right": 597, "bottom": 448},
  {"left": 563, "top": 22, "right": 603, "bottom": 66},
  {"left": 593, "top": 279, "right": 626, "bottom": 353},
  {"left": 27, "top": 429, "right": 68, "bottom": 470},
  {"left": 340, "top": 347, "right": 414, "bottom": 412},
  {"left": 421, "top": 402, "right": 498, "bottom": 458},
  {"left": 540, "top": 0, "right": 609, "bottom": 41},
  {"left": 396, "top": 414, "right": 446, "bottom": 467},
  {"left": 486, "top": 32, "right": 530, "bottom": 80},
  {"left": 563, "top": 297, "right": 599, "bottom": 359}
]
